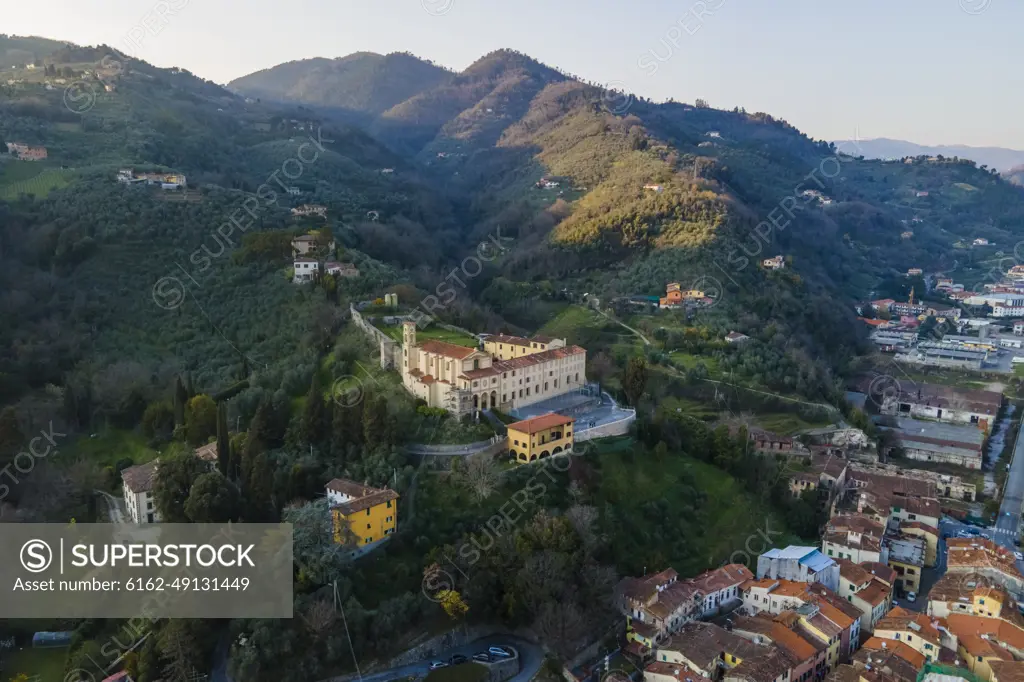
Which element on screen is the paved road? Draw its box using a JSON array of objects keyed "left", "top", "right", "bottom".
[
  {"left": 993, "top": 407, "right": 1024, "bottom": 550},
  {"left": 213, "top": 635, "right": 541, "bottom": 682},
  {"left": 335, "top": 636, "right": 542, "bottom": 682},
  {"left": 94, "top": 489, "right": 127, "bottom": 524}
]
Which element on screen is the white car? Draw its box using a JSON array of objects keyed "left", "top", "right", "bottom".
[
  {"left": 1015, "top": 551, "right": 1023, "bottom": 561},
  {"left": 906, "top": 592, "right": 917, "bottom": 603}
]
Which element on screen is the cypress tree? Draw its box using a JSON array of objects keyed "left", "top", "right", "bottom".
[
  {"left": 173, "top": 376, "right": 187, "bottom": 426},
  {"left": 216, "top": 403, "right": 229, "bottom": 477}
]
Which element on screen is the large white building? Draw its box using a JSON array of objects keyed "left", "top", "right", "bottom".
[
  {"left": 756, "top": 546, "right": 840, "bottom": 592},
  {"left": 399, "top": 323, "right": 587, "bottom": 416},
  {"left": 122, "top": 461, "right": 160, "bottom": 524}
]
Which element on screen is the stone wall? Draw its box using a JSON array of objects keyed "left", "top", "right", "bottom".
[
  {"left": 384, "top": 625, "right": 504, "bottom": 668},
  {"left": 350, "top": 304, "right": 400, "bottom": 369},
  {"left": 575, "top": 412, "right": 636, "bottom": 442},
  {"left": 483, "top": 652, "right": 520, "bottom": 682}
]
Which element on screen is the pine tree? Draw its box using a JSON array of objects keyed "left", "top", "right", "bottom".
[{"left": 216, "top": 403, "right": 229, "bottom": 477}]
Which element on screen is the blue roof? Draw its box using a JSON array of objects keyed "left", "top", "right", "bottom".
[
  {"left": 798, "top": 549, "right": 834, "bottom": 573},
  {"left": 763, "top": 545, "right": 817, "bottom": 560}
]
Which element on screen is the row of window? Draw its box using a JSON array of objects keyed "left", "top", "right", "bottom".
[{"left": 365, "top": 516, "right": 395, "bottom": 528}]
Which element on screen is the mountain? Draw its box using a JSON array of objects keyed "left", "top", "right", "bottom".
[
  {"left": 7, "top": 42, "right": 1024, "bottom": 411},
  {"left": 227, "top": 51, "right": 452, "bottom": 122},
  {"left": 0, "top": 34, "right": 68, "bottom": 66},
  {"left": 832, "top": 137, "right": 1024, "bottom": 172},
  {"left": 0, "top": 44, "right": 462, "bottom": 407}
]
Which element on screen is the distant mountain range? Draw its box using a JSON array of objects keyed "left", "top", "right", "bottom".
[{"left": 832, "top": 137, "right": 1024, "bottom": 173}]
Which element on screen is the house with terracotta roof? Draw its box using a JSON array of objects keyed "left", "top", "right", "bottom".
[
  {"left": 689, "top": 564, "right": 755, "bottom": 617},
  {"left": 732, "top": 612, "right": 829, "bottom": 682},
  {"left": 398, "top": 321, "right": 586, "bottom": 416},
  {"left": 853, "top": 637, "right": 924, "bottom": 682},
  {"left": 657, "top": 622, "right": 788, "bottom": 682},
  {"left": 926, "top": 572, "right": 1015, "bottom": 620},
  {"left": 873, "top": 607, "right": 948, "bottom": 663},
  {"left": 6, "top": 141, "right": 48, "bottom": 160},
  {"left": 644, "top": 659, "right": 707, "bottom": 682},
  {"left": 945, "top": 614, "right": 1024, "bottom": 680},
  {"left": 325, "top": 478, "right": 398, "bottom": 557},
  {"left": 618, "top": 568, "right": 703, "bottom": 649},
  {"left": 483, "top": 334, "right": 565, "bottom": 360},
  {"left": 824, "top": 514, "right": 888, "bottom": 564},
  {"left": 122, "top": 460, "right": 160, "bottom": 524},
  {"left": 659, "top": 283, "right": 710, "bottom": 309},
  {"left": 618, "top": 565, "right": 754, "bottom": 649},
  {"left": 836, "top": 559, "right": 894, "bottom": 633},
  {"left": 506, "top": 412, "right": 574, "bottom": 464},
  {"left": 946, "top": 538, "right": 1024, "bottom": 596},
  {"left": 738, "top": 579, "right": 861, "bottom": 663},
  {"left": 990, "top": 661, "right": 1024, "bottom": 682}
]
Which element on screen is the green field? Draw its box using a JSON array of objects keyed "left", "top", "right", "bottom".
[
  {"left": 378, "top": 324, "right": 479, "bottom": 348},
  {"left": 537, "top": 305, "right": 607, "bottom": 339},
  {"left": 62, "top": 429, "right": 159, "bottom": 470},
  {"left": 669, "top": 351, "right": 720, "bottom": 375},
  {"left": 1, "top": 646, "right": 69, "bottom": 682},
  {"left": 0, "top": 163, "right": 73, "bottom": 200}
]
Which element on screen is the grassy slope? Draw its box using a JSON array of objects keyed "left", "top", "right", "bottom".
[{"left": 592, "top": 437, "right": 798, "bottom": 576}]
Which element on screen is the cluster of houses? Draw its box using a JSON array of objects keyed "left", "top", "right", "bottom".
[
  {"left": 5, "top": 141, "right": 47, "bottom": 161},
  {"left": 292, "top": 204, "right": 327, "bottom": 219},
  {"left": 619, "top": 463, "right": 1024, "bottom": 682},
  {"left": 290, "top": 233, "right": 359, "bottom": 284},
  {"left": 659, "top": 282, "right": 716, "bottom": 309},
  {"left": 116, "top": 168, "right": 187, "bottom": 189},
  {"left": 800, "top": 189, "right": 834, "bottom": 206}
]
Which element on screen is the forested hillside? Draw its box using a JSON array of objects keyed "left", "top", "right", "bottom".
[{"left": 227, "top": 51, "right": 452, "bottom": 122}]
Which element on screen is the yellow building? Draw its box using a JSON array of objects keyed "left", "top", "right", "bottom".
[
  {"left": 874, "top": 607, "right": 943, "bottom": 662},
  {"left": 484, "top": 334, "right": 560, "bottom": 360},
  {"left": 507, "top": 413, "right": 574, "bottom": 464},
  {"left": 326, "top": 478, "right": 398, "bottom": 556}
]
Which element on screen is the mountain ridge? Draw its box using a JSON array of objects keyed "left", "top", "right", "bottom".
[{"left": 833, "top": 136, "right": 1024, "bottom": 172}]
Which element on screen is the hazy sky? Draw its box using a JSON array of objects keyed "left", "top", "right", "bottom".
[{"left": 5, "top": 0, "right": 1022, "bottom": 147}]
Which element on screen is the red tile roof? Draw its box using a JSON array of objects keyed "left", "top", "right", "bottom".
[
  {"left": 418, "top": 340, "right": 480, "bottom": 359},
  {"left": 507, "top": 412, "right": 574, "bottom": 435}
]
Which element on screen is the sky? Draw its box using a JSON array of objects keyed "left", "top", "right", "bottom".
[{"left": 5, "top": 0, "right": 1023, "bottom": 148}]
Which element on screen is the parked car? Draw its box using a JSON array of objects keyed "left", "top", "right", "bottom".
[
  {"left": 907, "top": 591, "right": 917, "bottom": 603},
  {"left": 488, "top": 646, "right": 513, "bottom": 658},
  {"left": 429, "top": 661, "right": 448, "bottom": 670},
  {"left": 1014, "top": 551, "right": 1023, "bottom": 561},
  {"left": 473, "top": 653, "right": 491, "bottom": 662},
  {"left": 450, "top": 655, "right": 468, "bottom": 665}
]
